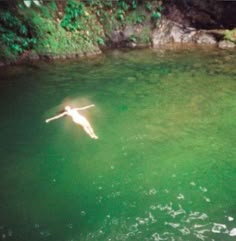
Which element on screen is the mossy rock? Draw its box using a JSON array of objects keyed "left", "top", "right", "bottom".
[{"left": 224, "top": 29, "right": 236, "bottom": 43}]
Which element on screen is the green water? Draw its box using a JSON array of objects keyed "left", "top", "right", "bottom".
[{"left": 0, "top": 47, "right": 236, "bottom": 241}]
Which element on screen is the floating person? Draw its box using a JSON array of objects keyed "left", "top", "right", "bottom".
[{"left": 45, "top": 104, "right": 98, "bottom": 139}]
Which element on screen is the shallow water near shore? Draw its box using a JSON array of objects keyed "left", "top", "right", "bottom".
[{"left": 0, "top": 47, "right": 236, "bottom": 241}]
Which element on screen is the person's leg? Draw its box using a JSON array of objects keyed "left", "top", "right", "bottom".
[
  {"left": 79, "top": 117, "right": 98, "bottom": 139},
  {"left": 83, "top": 125, "right": 98, "bottom": 139}
]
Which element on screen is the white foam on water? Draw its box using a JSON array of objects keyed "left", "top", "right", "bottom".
[
  {"left": 157, "top": 203, "right": 186, "bottom": 218},
  {"left": 150, "top": 204, "right": 158, "bottom": 210},
  {"left": 199, "top": 186, "right": 208, "bottom": 192},
  {"left": 149, "top": 188, "right": 157, "bottom": 195},
  {"left": 186, "top": 212, "right": 208, "bottom": 223},
  {"left": 80, "top": 211, "right": 86, "bottom": 216},
  {"left": 151, "top": 232, "right": 168, "bottom": 241},
  {"left": 169, "top": 205, "right": 186, "bottom": 218},
  {"left": 107, "top": 191, "right": 121, "bottom": 199},
  {"left": 149, "top": 212, "right": 157, "bottom": 223},
  {"left": 194, "top": 228, "right": 211, "bottom": 235},
  {"left": 211, "top": 223, "right": 228, "bottom": 234},
  {"left": 229, "top": 228, "right": 236, "bottom": 236},
  {"left": 136, "top": 216, "right": 149, "bottom": 225},
  {"left": 193, "top": 232, "right": 207, "bottom": 241},
  {"left": 164, "top": 189, "right": 169, "bottom": 193},
  {"left": 111, "top": 217, "right": 119, "bottom": 225},
  {"left": 177, "top": 193, "right": 185, "bottom": 200},
  {"left": 203, "top": 196, "right": 211, "bottom": 202},
  {"left": 178, "top": 226, "right": 190, "bottom": 235},
  {"left": 157, "top": 203, "right": 173, "bottom": 212},
  {"left": 227, "top": 216, "right": 234, "bottom": 221},
  {"left": 126, "top": 231, "right": 136, "bottom": 238},
  {"left": 128, "top": 223, "right": 138, "bottom": 233},
  {"left": 165, "top": 222, "right": 180, "bottom": 228}
]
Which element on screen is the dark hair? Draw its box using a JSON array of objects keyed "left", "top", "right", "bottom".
[{"left": 57, "top": 108, "right": 66, "bottom": 115}]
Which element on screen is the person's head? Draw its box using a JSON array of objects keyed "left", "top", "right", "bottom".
[{"left": 65, "top": 105, "right": 71, "bottom": 111}]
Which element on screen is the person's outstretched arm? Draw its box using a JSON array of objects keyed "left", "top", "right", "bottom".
[
  {"left": 75, "top": 104, "right": 95, "bottom": 111},
  {"left": 45, "top": 112, "right": 66, "bottom": 123}
]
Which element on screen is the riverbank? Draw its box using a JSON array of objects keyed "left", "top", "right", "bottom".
[{"left": 0, "top": 0, "right": 235, "bottom": 66}]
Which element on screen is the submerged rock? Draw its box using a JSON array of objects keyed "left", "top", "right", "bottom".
[
  {"left": 195, "top": 32, "right": 217, "bottom": 45},
  {"left": 218, "top": 40, "right": 235, "bottom": 49}
]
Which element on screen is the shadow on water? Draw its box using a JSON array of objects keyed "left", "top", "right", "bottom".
[{"left": 0, "top": 47, "right": 236, "bottom": 241}]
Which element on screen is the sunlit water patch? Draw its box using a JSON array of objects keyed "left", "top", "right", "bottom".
[{"left": 0, "top": 47, "right": 236, "bottom": 241}]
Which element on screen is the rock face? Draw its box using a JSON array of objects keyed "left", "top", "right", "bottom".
[
  {"left": 152, "top": 1, "right": 236, "bottom": 48},
  {"left": 152, "top": 19, "right": 187, "bottom": 46},
  {"left": 195, "top": 32, "right": 217, "bottom": 45},
  {"left": 164, "top": 0, "right": 236, "bottom": 29},
  {"left": 109, "top": 24, "right": 151, "bottom": 48},
  {"left": 152, "top": 18, "right": 218, "bottom": 47}
]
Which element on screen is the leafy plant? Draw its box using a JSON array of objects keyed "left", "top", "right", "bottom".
[
  {"left": 117, "top": 9, "right": 125, "bottom": 21},
  {"left": 224, "top": 29, "right": 236, "bottom": 43},
  {"left": 145, "top": 2, "right": 152, "bottom": 11},
  {"left": 135, "top": 15, "right": 144, "bottom": 24},
  {"left": 117, "top": 1, "right": 129, "bottom": 11},
  {"left": 97, "top": 37, "right": 104, "bottom": 45},
  {"left": 131, "top": 0, "right": 137, "bottom": 9},
  {"left": 151, "top": 11, "right": 161, "bottom": 20},
  {"left": 128, "top": 34, "right": 136, "bottom": 42},
  {"left": 61, "top": 0, "right": 85, "bottom": 31},
  {"left": 0, "top": 10, "right": 36, "bottom": 55}
]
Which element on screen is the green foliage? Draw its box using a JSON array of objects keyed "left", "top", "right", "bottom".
[
  {"left": 39, "top": 2, "right": 58, "bottom": 19},
  {"left": 24, "top": 3, "right": 104, "bottom": 56},
  {"left": 126, "top": 10, "right": 145, "bottom": 25},
  {"left": 151, "top": 10, "right": 161, "bottom": 27},
  {"left": 145, "top": 2, "right": 152, "bottom": 11},
  {"left": 128, "top": 34, "right": 136, "bottom": 42},
  {"left": 132, "top": 1, "right": 138, "bottom": 9},
  {"left": 117, "top": 0, "right": 129, "bottom": 11},
  {"left": 135, "top": 14, "right": 144, "bottom": 24},
  {"left": 151, "top": 11, "right": 161, "bottom": 20},
  {"left": 0, "top": 10, "right": 36, "bottom": 56},
  {"left": 224, "top": 29, "right": 236, "bottom": 43},
  {"left": 97, "top": 37, "right": 104, "bottom": 45},
  {"left": 0, "top": 0, "right": 164, "bottom": 61},
  {"left": 138, "top": 25, "right": 151, "bottom": 44},
  {"left": 61, "top": 0, "right": 85, "bottom": 31},
  {"left": 117, "top": 9, "right": 125, "bottom": 21}
]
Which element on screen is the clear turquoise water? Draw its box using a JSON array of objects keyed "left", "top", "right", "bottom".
[{"left": 0, "top": 47, "right": 236, "bottom": 241}]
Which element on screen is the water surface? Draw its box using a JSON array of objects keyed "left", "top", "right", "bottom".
[{"left": 0, "top": 47, "right": 236, "bottom": 241}]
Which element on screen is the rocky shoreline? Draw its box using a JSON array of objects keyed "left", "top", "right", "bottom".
[
  {"left": 1, "top": 22, "right": 234, "bottom": 68},
  {"left": 0, "top": 0, "right": 235, "bottom": 67}
]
